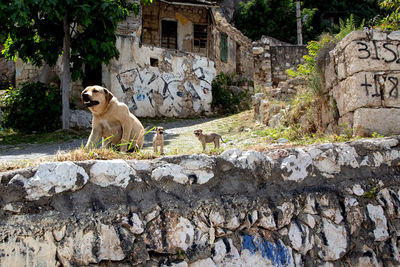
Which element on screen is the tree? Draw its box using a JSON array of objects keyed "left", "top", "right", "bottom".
[
  {"left": 234, "top": 0, "right": 298, "bottom": 43},
  {"left": 0, "top": 0, "right": 154, "bottom": 130},
  {"left": 233, "top": 0, "right": 381, "bottom": 43},
  {"left": 301, "top": 0, "right": 381, "bottom": 41},
  {"left": 378, "top": 0, "right": 400, "bottom": 30}
]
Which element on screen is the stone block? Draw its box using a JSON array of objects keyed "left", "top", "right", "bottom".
[
  {"left": 367, "top": 204, "right": 389, "bottom": 241},
  {"left": 333, "top": 73, "right": 382, "bottom": 116},
  {"left": 324, "top": 55, "right": 337, "bottom": 90},
  {"left": 353, "top": 108, "right": 400, "bottom": 136},
  {"left": 372, "top": 31, "right": 387, "bottom": 40},
  {"left": 252, "top": 47, "right": 264, "bottom": 55},
  {"left": 345, "top": 40, "right": 400, "bottom": 76},
  {"left": 388, "top": 31, "right": 400, "bottom": 41},
  {"left": 383, "top": 71, "right": 400, "bottom": 108},
  {"left": 339, "top": 31, "right": 368, "bottom": 47}
]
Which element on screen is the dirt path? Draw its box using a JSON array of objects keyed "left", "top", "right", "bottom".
[{"left": 0, "top": 110, "right": 264, "bottom": 165}]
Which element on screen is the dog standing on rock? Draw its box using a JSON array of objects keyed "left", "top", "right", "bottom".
[
  {"left": 153, "top": 126, "right": 165, "bottom": 154},
  {"left": 194, "top": 129, "right": 225, "bottom": 151}
]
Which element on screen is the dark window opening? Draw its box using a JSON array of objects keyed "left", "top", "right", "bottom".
[
  {"left": 161, "top": 20, "right": 177, "bottom": 49},
  {"left": 83, "top": 63, "right": 102, "bottom": 88},
  {"left": 236, "top": 43, "right": 241, "bottom": 73},
  {"left": 220, "top": 33, "right": 228, "bottom": 62},
  {"left": 150, "top": 57, "right": 159, "bottom": 67},
  {"left": 194, "top": 24, "right": 207, "bottom": 54}
]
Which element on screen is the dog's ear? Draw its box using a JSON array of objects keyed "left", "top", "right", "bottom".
[
  {"left": 103, "top": 88, "right": 113, "bottom": 104},
  {"left": 81, "top": 90, "right": 86, "bottom": 107}
]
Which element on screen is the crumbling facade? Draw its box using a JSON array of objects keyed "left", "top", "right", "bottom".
[
  {"left": 12, "top": 0, "right": 254, "bottom": 118},
  {"left": 252, "top": 36, "right": 307, "bottom": 88}
]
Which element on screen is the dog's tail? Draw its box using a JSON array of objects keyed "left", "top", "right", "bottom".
[{"left": 220, "top": 136, "right": 226, "bottom": 143}]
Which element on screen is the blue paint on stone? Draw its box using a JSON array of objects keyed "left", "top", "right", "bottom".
[
  {"left": 242, "top": 234, "right": 291, "bottom": 266},
  {"left": 137, "top": 94, "right": 146, "bottom": 101}
]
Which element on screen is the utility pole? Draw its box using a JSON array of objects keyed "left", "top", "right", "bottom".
[{"left": 296, "top": 0, "right": 303, "bottom": 45}]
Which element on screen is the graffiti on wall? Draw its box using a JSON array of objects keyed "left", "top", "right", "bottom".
[
  {"left": 357, "top": 41, "right": 400, "bottom": 63},
  {"left": 115, "top": 57, "right": 216, "bottom": 117},
  {"left": 353, "top": 41, "right": 400, "bottom": 105},
  {"left": 361, "top": 73, "right": 399, "bottom": 99}
]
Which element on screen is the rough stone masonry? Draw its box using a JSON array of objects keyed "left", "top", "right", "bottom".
[
  {"left": 324, "top": 30, "right": 400, "bottom": 136},
  {"left": 1, "top": 137, "right": 400, "bottom": 266}
]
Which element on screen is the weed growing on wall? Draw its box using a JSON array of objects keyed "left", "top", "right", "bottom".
[
  {"left": 284, "top": 15, "right": 364, "bottom": 135},
  {"left": 211, "top": 72, "right": 251, "bottom": 114},
  {"left": 1, "top": 82, "right": 62, "bottom": 132}
]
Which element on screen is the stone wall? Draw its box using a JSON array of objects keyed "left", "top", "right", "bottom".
[
  {"left": 325, "top": 30, "right": 400, "bottom": 136},
  {"left": 0, "top": 45, "right": 15, "bottom": 89},
  {"left": 253, "top": 36, "right": 307, "bottom": 88},
  {"left": 2, "top": 137, "right": 400, "bottom": 266}
]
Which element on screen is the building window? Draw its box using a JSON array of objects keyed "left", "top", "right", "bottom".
[
  {"left": 220, "top": 32, "right": 228, "bottom": 62},
  {"left": 194, "top": 24, "right": 207, "bottom": 54},
  {"left": 161, "top": 20, "right": 177, "bottom": 49}
]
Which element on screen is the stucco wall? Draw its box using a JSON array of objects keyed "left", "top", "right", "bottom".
[
  {"left": 106, "top": 36, "right": 216, "bottom": 117},
  {"left": 1, "top": 137, "right": 400, "bottom": 266},
  {"left": 212, "top": 10, "right": 254, "bottom": 78}
]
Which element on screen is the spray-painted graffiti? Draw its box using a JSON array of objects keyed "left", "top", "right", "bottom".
[
  {"left": 242, "top": 234, "right": 292, "bottom": 266},
  {"left": 357, "top": 41, "right": 400, "bottom": 63},
  {"left": 116, "top": 57, "right": 216, "bottom": 117},
  {"left": 360, "top": 73, "right": 399, "bottom": 99}
]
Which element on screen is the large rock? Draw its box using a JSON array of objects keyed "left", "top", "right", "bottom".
[{"left": 353, "top": 108, "right": 400, "bottom": 136}]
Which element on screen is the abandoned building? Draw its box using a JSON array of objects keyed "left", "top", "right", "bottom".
[{"left": 10, "top": 0, "right": 254, "bottom": 118}]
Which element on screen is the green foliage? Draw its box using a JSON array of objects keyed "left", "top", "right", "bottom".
[
  {"left": 377, "top": 0, "right": 400, "bottom": 30},
  {"left": 362, "top": 187, "right": 378, "bottom": 198},
  {"left": 371, "top": 132, "right": 384, "bottom": 138},
  {"left": 336, "top": 14, "right": 365, "bottom": 40},
  {"left": 234, "top": 0, "right": 297, "bottom": 43},
  {"left": 0, "top": 0, "right": 153, "bottom": 81},
  {"left": 233, "top": 0, "right": 380, "bottom": 43},
  {"left": 301, "top": 0, "right": 380, "bottom": 42},
  {"left": 211, "top": 73, "right": 251, "bottom": 114},
  {"left": 289, "top": 15, "right": 364, "bottom": 80},
  {"left": 1, "top": 82, "right": 62, "bottom": 132},
  {"left": 284, "top": 15, "right": 365, "bottom": 136}
]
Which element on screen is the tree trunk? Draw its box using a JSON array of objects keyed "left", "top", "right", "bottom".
[{"left": 61, "top": 10, "right": 71, "bottom": 130}]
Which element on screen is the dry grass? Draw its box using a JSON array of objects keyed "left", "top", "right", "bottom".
[
  {"left": 0, "top": 148, "right": 158, "bottom": 173},
  {"left": 0, "top": 158, "right": 49, "bottom": 172},
  {"left": 54, "top": 148, "right": 158, "bottom": 162}
]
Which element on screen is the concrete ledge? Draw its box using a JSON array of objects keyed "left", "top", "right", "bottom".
[{"left": 1, "top": 137, "right": 400, "bottom": 265}]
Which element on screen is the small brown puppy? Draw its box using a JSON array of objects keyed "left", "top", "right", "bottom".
[
  {"left": 194, "top": 129, "right": 224, "bottom": 151},
  {"left": 153, "top": 126, "right": 165, "bottom": 154},
  {"left": 81, "top": 85, "right": 145, "bottom": 152}
]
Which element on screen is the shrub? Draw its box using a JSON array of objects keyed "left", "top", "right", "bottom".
[
  {"left": 284, "top": 15, "right": 364, "bottom": 135},
  {"left": 1, "top": 82, "right": 62, "bottom": 132},
  {"left": 211, "top": 72, "right": 251, "bottom": 114}
]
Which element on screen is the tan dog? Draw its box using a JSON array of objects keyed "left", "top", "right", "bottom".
[
  {"left": 81, "top": 85, "right": 144, "bottom": 152},
  {"left": 194, "top": 129, "right": 224, "bottom": 151},
  {"left": 153, "top": 126, "right": 165, "bottom": 154}
]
